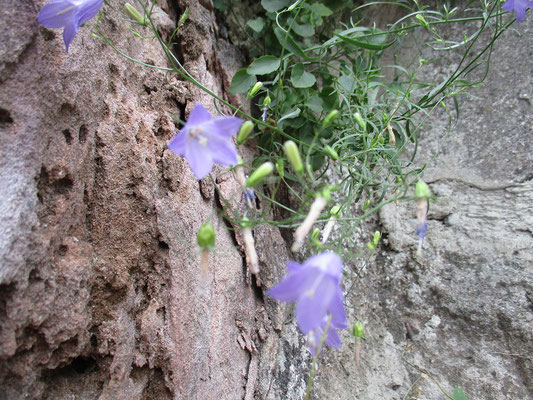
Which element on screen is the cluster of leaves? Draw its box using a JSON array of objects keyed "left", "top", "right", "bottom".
[{"left": 220, "top": 0, "right": 511, "bottom": 258}]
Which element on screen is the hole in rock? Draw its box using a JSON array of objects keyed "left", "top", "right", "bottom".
[
  {"left": 63, "top": 129, "right": 72, "bottom": 144},
  {"left": 0, "top": 108, "right": 13, "bottom": 124},
  {"left": 79, "top": 124, "right": 88, "bottom": 143}
]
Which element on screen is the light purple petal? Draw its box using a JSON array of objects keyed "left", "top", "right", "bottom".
[
  {"left": 168, "top": 132, "right": 187, "bottom": 156},
  {"left": 185, "top": 140, "right": 213, "bottom": 180},
  {"left": 324, "top": 326, "right": 341, "bottom": 348},
  {"left": 77, "top": 0, "right": 103, "bottom": 25},
  {"left": 206, "top": 134, "right": 238, "bottom": 166},
  {"left": 213, "top": 117, "right": 244, "bottom": 138},
  {"left": 63, "top": 21, "right": 78, "bottom": 51},
  {"left": 305, "top": 251, "right": 343, "bottom": 283},
  {"left": 296, "top": 276, "right": 336, "bottom": 333},
  {"left": 186, "top": 104, "right": 212, "bottom": 126},
  {"left": 266, "top": 267, "right": 315, "bottom": 302},
  {"left": 286, "top": 261, "right": 301, "bottom": 273},
  {"left": 329, "top": 288, "right": 347, "bottom": 329},
  {"left": 38, "top": 0, "right": 75, "bottom": 28}
]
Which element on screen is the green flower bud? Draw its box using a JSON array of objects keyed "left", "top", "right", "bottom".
[
  {"left": 240, "top": 216, "right": 253, "bottom": 228},
  {"left": 287, "top": 0, "right": 302, "bottom": 11},
  {"left": 373, "top": 231, "right": 381, "bottom": 246},
  {"left": 322, "top": 110, "right": 339, "bottom": 128},
  {"left": 247, "top": 81, "right": 263, "bottom": 99},
  {"left": 324, "top": 145, "right": 339, "bottom": 161},
  {"left": 354, "top": 112, "right": 366, "bottom": 131},
  {"left": 415, "top": 180, "right": 431, "bottom": 199},
  {"left": 330, "top": 205, "right": 341, "bottom": 217},
  {"left": 124, "top": 3, "right": 146, "bottom": 26},
  {"left": 367, "top": 241, "right": 376, "bottom": 251},
  {"left": 353, "top": 321, "right": 364, "bottom": 340},
  {"left": 363, "top": 199, "right": 371, "bottom": 211},
  {"left": 178, "top": 8, "right": 190, "bottom": 29},
  {"left": 237, "top": 121, "right": 254, "bottom": 145},
  {"left": 320, "top": 187, "right": 332, "bottom": 202},
  {"left": 197, "top": 221, "right": 215, "bottom": 250},
  {"left": 263, "top": 96, "right": 272, "bottom": 107},
  {"left": 246, "top": 162, "right": 274, "bottom": 187},
  {"left": 275, "top": 159, "right": 284, "bottom": 180},
  {"left": 415, "top": 14, "right": 430, "bottom": 29},
  {"left": 311, "top": 227, "right": 320, "bottom": 241},
  {"left": 283, "top": 140, "right": 303, "bottom": 175}
]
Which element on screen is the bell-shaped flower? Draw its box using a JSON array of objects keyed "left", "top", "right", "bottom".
[
  {"left": 267, "top": 252, "right": 347, "bottom": 353},
  {"left": 168, "top": 104, "right": 243, "bottom": 180},
  {"left": 503, "top": 0, "right": 533, "bottom": 23},
  {"left": 38, "top": 0, "right": 104, "bottom": 51}
]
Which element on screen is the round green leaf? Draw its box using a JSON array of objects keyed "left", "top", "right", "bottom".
[
  {"left": 230, "top": 69, "right": 257, "bottom": 94},
  {"left": 290, "top": 63, "right": 316, "bottom": 88},
  {"left": 247, "top": 56, "right": 281, "bottom": 75},
  {"left": 247, "top": 17, "right": 265, "bottom": 33},
  {"left": 261, "top": 0, "right": 290, "bottom": 12}
]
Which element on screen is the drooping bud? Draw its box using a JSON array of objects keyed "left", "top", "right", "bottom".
[
  {"left": 353, "top": 321, "right": 364, "bottom": 340},
  {"left": 363, "top": 199, "right": 371, "bottom": 211},
  {"left": 246, "top": 162, "right": 274, "bottom": 187},
  {"left": 415, "top": 13, "right": 430, "bottom": 29},
  {"left": 283, "top": 140, "right": 304, "bottom": 175},
  {"left": 263, "top": 96, "right": 272, "bottom": 107},
  {"left": 237, "top": 121, "right": 254, "bottom": 145},
  {"left": 241, "top": 217, "right": 259, "bottom": 274},
  {"left": 287, "top": 0, "right": 302, "bottom": 11},
  {"left": 321, "top": 205, "right": 341, "bottom": 244},
  {"left": 354, "top": 112, "right": 366, "bottom": 131},
  {"left": 247, "top": 81, "right": 263, "bottom": 99},
  {"left": 415, "top": 180, "right": 431, "bottom": 199},
  {"left": 387, "top": 124, "right": 396, "bottom": 145},
  {"left": 124, "top": 3, "right": 146, "bottom": 25},
  {"left": 367, "top": 230, "right": 381, "bottom": 251},
  {"left": 292, "top": 193, "right": 329, "bottom": 252},
  {"left": 197, "top": 221, "right": 215, "bottom": 250},
  {"left": 322, "top": 110, "right": 339, "bottom": 128},
  {"left": 178, "top": 7, "right": 190, "bottom": 29},
  {"left": 324, "top": 145, "right": 339, "bottom": 161}
]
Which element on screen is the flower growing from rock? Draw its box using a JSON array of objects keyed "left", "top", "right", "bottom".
[
  {"left": 267, "top": 252, "right": 347, "bottom": 353},
  {"left": 503, "top": 0, "right": 533, "bottom": 23},
  {"left": 38, "top": 0, "right": 104, "bottom": 51},
  {"left": 168, "top": 104, "right": 243, "bottom": 180}
]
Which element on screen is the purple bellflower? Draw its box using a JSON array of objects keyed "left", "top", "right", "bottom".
[
  {"left": 267, "top": 252, "right": 347, "bottom": 354},
  {"left": 168, "top": 104, "right": 243, "bottom": 180},
  {"left": 503, "top": 0, "right": 533, "bottom": 23},
  {"left": 38, "top": 0, "right": 104, "bottom": 52}
]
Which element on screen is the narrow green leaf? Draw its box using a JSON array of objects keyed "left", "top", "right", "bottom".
[
  {"left": 274, "top": 27, "right": 317, "bottom": 60},
  {"left": 247, "top": 17, "right": 265, "bottom": 33},
  {"left": 230, "top": 69, "right": 257, "bottom": 94},
  {"left": 336, "top": 32, "right": 396, "bottom": 51},
  {"left": 247, "top": 56, "right": 281, "bottom": 75},
  {"left": 290, "top": 63, "right": 316, "bottom": 88}
]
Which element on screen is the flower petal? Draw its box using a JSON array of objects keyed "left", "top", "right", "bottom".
[
  {"left": 77, "top": 0, "right": 104, "bottom": 25},
  {"left": 266, "top": 267, "right": 317, "bottom": 302},
  {"left": 38, "top": 0, "right": 75, "bottom": 28},
  {"left": 305, "top": 252, "right": 343, "bottom": 283},
  {"left": 213, "top": 117, "right": 243, "bottom": 138},
  {"left": 329, "top": 288, "right": 347, "bottom": 329},
  {"left": 295, "top": 275, "right": 336, "bottom": 333},
  {"left": 186, "top": 104, "right": 212, "bottom": 127},
  {"left": 286, "top": 261, "right": 302, "bottom": 273},
  {"left": 206, "top": 134, "right": 238, "bottom": 166},
  {"left": 324, "top": 326, "right": 342, "bottom": 348},
  {"left": 185, "top": 139, "right": 213, "bottom": 180},
  {"left": 63, "top": 21, "right": 78, "bottom": 52},
  {"left": 168, "top": 132, "right": 187, "bottom": 156}
]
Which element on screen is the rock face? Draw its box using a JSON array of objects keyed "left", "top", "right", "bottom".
[{"left": 1, "top": 1, "right": 532, "bottom": 400}]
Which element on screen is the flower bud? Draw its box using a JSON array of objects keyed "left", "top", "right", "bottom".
[
  {"left": 263, "top": 96, "right": 272, "bottom": 107},
  {"left": 275, "top": 159, "right": 284, "bottom": 180},
  {"left": 354, "top": 112, "right": 366, "bottom": 131},
  {"left": 311, "top": 227, "right": 320, "bottom": 242},
  {"left": 415, "top": 14, "right": 430, "bottom": 29},
  {"left": 324, "top": 145, "right": 339, "bottom": 161},
  {"left": 247, "top": 81, "right": 263, "bottom": 99},
  {"left": 330, "top": 205, "right": 341, "bottom": 217},
  {"left": 124, "top": 3, "right": 146, "bottom": 26},
  {"left": 353, "top": 321, "right": 364, "bottom": 340},
  {"left": 363, "top": 199, "right": 371, "bottom": 211},
  {"left": 373, "top": 231, "right": 381, "bottom": 245},
  {"left": 283, "top": 140, "right": 303, "bottom": 175},
  {"left": 322, "top": 110, "right": 339, "bottom": 128},
  {"left": 197, "top": 221, "right": 215, "bottom": 250},
  {"left": 237, "top": 121, "right": 254, "bottom": 145},
  {"left": 415, "top": 180, "right": 431, "bottom": 199},
  {"left": 178, "top": 8, "right": 190, "bottom": 29},
  {"left": 246, "top": 162, "right": 274, "bottom": 187}
]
